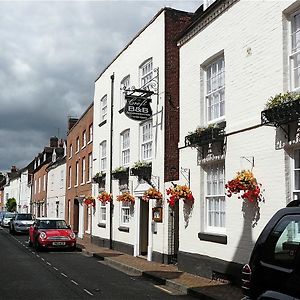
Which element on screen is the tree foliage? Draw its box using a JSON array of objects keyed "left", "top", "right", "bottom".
[{"left": 6, "top": 198, "right": 17, "bottom": 212}]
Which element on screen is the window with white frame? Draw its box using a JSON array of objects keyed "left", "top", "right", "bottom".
[
  {"left": 68, "top": 166, "right": 71, "bottom": 188},
  {"left": 76, "top": 137, "right": 80, "bottom": 153},
  {"left": 205, "top": 56, "right": 225, "bottom": 123},
  {"left": 100, "top": 95, "right": 108, "bottom": 122},
  {"left": 290, "top": 12, "right": 300, "bottom": 90},
  {"left": 75, "top": 161, "right": 79, "bottom": 186},
  {"left": 121, "top": 202, "right": 130, "bottom": 225},
  {"left": 120, "top": 75, "right": 130, "bottom": 108},
  {"left": 98, "top": 202, "right": 106, "bottom": 224},
  {"left": 82, "top": 130, "right": 86, "bottom": 148},
  {"left": 43, "top": 174, "right": 46, "bottom": 191},
  {"left": 81, "top": 157, "right": 86, "bottom": 184},
  {"left": 88, "top": 153, "right": 92, "bottom": 182},
  {"left": 38, "top": 177, "right": 41, "bottom": 193},
  {"left": 100, "top": 141, "right": 107, "bottom": 172},
  {"left": 140, "top": 58, "right": 153, "bottom": 88},
  {"left": 205, "top": 162, "right": 225, "bottom": 233},
  {"left": 88, "top": 124, "right": 93, "bottom": 143},
  {"left": 292, "top": 149, "right": 300, "bottom": 200},
  {"left": 69, "top": 144, "right": 73, "bottom": 159},
  {"left": 121, "top": 129, "right": 130, "bottom": 166},
  {"left": 34, "top": 179, "right": 37, "bottom": 194},
  {"left": 140, "top": 120, "right": 153, "bottom": 160}
]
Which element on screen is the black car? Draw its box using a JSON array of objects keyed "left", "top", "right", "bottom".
[{"left": 242, "top": 200, "right": 300, "bottom": 300}]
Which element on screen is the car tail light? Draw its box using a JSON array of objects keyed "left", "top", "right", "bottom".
[{"left": 242, "top": 264, "right": 251, "bottom": 295}]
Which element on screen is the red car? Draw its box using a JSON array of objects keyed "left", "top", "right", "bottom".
[{"left": 29, "top": 218, "right": 76, "bottom": 250}]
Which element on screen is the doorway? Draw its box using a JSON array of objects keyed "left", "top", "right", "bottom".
[
  {"left": 139, "top": 199, "right": 149, "bottom": 256},
  {"left": 73, "top": 199, "right": 79, "bottom": 233}
]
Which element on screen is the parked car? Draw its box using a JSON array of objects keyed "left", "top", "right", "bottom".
[
  {"left": 28, "top": 218, "right": 76, "bottom": 251},
  {"left": 242, "top": 200, "right": 300, "bottom": 300},
  {"left": 1, "top": 212, "right": 16, "bottom": 227},
  {"left": 0, "top": 211, "right": 7, "bottom": 226},
  {"left": 9, "top": 213, "right": 34, "bottom": 234}
]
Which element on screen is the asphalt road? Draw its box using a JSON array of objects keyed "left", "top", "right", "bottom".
[{"left": 0, "top": 227, "right": 197, "bottom": 300}]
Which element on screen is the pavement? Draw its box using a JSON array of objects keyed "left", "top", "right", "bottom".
[{"left": 76, "top": 239, "right": 243, "bottom": 300}]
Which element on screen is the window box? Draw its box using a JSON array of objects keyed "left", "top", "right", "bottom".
[
  {"left": 261, "top": 92, "right": 300, "bottom": 127},
  {"left": 185, "top": 122, "right": 225, "bottom": 147},
  {"left": 130, "top": 162, "right": 152, "bottom": 179},
  {"left": 92, "top": 172, "right": 106, "bottom": 184},
  {"left": 112, "top": 167, "right": 129, "bottom": 180}
]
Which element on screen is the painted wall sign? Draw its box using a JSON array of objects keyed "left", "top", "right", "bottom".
[{"left": 124, "top": 95, "right": 152, "bottom": 121}]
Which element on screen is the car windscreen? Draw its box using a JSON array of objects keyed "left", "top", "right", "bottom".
[
  {"left": 5, "top": 213, "right": 15, "bottom": 218},
  {"left": 39, "top": 220, "right": 68, "bottom": 229},
  {"left": 16, "top": 214, "right": 32, "bottom": 220}
]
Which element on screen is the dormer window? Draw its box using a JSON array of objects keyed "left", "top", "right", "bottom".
[{"left": 43, "top": 153, "right": 46, "bottom": 162}]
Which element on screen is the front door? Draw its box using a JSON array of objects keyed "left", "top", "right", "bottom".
[
  {"left": 73, "top": 199, "right": 79, "bottom": 233},
  {"left": 139, "top": 199, "right": 149, "bottom": 256}
]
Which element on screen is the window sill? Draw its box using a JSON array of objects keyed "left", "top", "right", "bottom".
[
  {"left": 118, "top": 226, "right": 129, "bottom": 233},
  {"left": 98, "top": 223, "right": 106, "bottom": 228},
  {"left": 75, "top": 151, "right": 79, "bottom": 155},
  {"left": 80, "top": 183, "right": 85, "bottom": 186},
  {"left": 119, "top": 107, "right": 124, "bottom": 114},
  {"left": 86, "top": 180, "right": 91, "bottom": 184},
  {"left": 87, "top": 140, "right": 92, "bottom": 145},
  {"left": 99, "top": 120, "right": 107, "bottom": 127},
  {"left": 81, "top": 145, "right": 86, "bottom": 150},
  {"left": 74, "top": 184, "right": 78, "bottom": 188},
  {"left": 68, "top": 187, "right": 71, "bottom": 190},
  {"left": 198, "top": 232, "right": 227, "bottom": 244}
]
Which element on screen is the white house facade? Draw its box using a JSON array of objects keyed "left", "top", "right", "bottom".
[
  {"left": 18, "top": 168, "right": 32, "bottom": 213},
  {"left": 91, "top": 8, "right": 194, "bottom": 263},
  {"left": 178, "top": 0, "right": 300, "bottom": 282},
  {"left": 46, "top": 150, "right": 66, "bottom": 219}
]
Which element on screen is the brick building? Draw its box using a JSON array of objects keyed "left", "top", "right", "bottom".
[{"left": 65, "top": 104, "right": 93, "bottom": 239}]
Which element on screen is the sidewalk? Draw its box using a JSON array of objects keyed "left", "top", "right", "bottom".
[{"left": 76, "top": 239, "right": 243, "bottom": 300}]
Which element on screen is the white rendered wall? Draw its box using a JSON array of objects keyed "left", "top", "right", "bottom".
[
  {"left": 179, "top": 0, "right": 295, "bottom": 264},
  {"left": 46, "top": 163, "right": 66, "bottom": 219},
  {"left": 19, "top": 170, "right": 31, "bottom": 213},
  {"left": 92, "top": 11, "right": 167, "bottom": 256}
]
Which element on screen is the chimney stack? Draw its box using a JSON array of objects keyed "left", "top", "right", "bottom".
[
  {"left": 50, "top": 136, "right": 59, "bottom": 148},
  {"left": 11, "top": 165, "right": 17, "bottom": 173},
  {"left": 68, "top": 117, "right": 78, "bottom": 131}
]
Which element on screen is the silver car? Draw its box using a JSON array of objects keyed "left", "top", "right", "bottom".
[
  {"left": 9, "top": 213, "right": 34, "bottom": 234},
  {"left": 1, "top": 212, "right": 16, "bottom": 227}
]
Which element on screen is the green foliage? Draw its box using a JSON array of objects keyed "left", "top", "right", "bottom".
[
  {"left": 112, "top": 166, "right": 127, "bottom": 174},
  {"left": 132, "top": 161, "right": 151, "bottom": 169},
  {"left": 188, "top": 123, "right": 220, "bottom": 136},
  {"left": 6, "top": 198, "right": 17, "bottom": 212},
  {"left": 265, "top": 92, "right": 300, "bottom": 109}
]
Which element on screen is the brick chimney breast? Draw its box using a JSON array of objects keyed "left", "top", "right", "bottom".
[{"left": 11, "top": 165, "right": 17, "bottom": 172}]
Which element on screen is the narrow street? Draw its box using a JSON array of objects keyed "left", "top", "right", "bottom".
[{"left": 0, "top": 228, "right": 197, "bottom": 300}]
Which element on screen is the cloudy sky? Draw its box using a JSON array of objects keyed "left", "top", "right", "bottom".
[{"left": 0, "top": 0, "right": 200, "bottom": 172}]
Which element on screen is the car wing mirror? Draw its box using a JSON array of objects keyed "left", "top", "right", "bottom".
[{"left": 67, "top": 225, "right": 71, "bottom": 229}]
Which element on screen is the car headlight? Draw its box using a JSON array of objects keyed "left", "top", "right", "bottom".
[
  {"left": 70, "top": 232, "right": 76, "bottom": 239},
  {"left": 39, "top": 232, "right": 47, "bottom": 240}
]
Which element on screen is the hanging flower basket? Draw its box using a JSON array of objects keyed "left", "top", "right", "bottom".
[
  {"left": 130, "top": 161, "right": 152, "bottom": 178},
  {"left": 225, "top": 170, "right": 263, "bottom": 204},
  {"left": 112, "top": 166, "right": 129, "bottom": 180},
  {"left": 261, "top": 92, "right": 300, "bottom": 126},
  {"left": 92, "top": 172, "right": 106, "bottom": 184},
  {"left": 166, "top": 184, "right": 194, "bottom": 207},
  {"left": 97, "top": 191, "right": 112, "bottom": 204},
  {"left": 84, "top": 196, "right": 96, "bottom": 207},
  {"left": 142, "top": 187, "right": 163, "bottom": 202},
  {"left": 116, "top": 192, "right": 135, "bottom": 204},
  {"left": 185, "top": 123, "right": 225, "bottom": 147}
]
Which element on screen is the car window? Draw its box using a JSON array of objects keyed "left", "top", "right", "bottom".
[
  {"left": 265, "top": 214, "right": 300, "bottom": 269},
  {"left": 16, "top": 214, "right": 32, "bottom": 220},
  {"left": 5, "top": 213, "right": 15, "bottom": 218},
  {"left": 39, "top": 220, "right": 68, "bottom": 229}
]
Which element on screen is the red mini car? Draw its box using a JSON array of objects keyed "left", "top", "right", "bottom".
[{"left": 29, "top": 218, "right": 76, "bottom": 250}]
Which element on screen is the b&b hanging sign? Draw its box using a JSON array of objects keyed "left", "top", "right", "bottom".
[{"left": 124, "top": 95, "right": 152, "bottom": 121}]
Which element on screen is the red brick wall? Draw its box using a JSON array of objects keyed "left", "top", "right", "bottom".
[{"left": 164, "top": 10, "right": 193, "bottom": 182}]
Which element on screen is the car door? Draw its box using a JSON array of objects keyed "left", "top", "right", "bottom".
[{"left": 255, "top": 214, "right": 300, "bottom": 298}]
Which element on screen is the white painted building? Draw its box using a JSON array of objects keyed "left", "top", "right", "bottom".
[
  {"left": 46, "top": 149, "right": 66, "bottom": 219},
  {"left": 91, "top": 8, "right": 194, "bottom": 262},
  {"left": 177, "top": 0, "right": 299, "bottom": 282},
  {"left": 3, "top": 168, "right": 20, "bottom": 211},
  {"left": 18, "top": 167, "right": 33, "bottom": 213}
]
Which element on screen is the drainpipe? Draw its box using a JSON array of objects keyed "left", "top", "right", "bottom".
[{"left": 109, "top": 73, "right": 115, "bottom": 249}]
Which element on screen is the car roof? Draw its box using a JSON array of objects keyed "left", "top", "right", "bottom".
[{"left": 36, "top": 217, "right": 66, "bottom": 221}]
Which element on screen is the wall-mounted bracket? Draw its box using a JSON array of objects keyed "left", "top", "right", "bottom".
[
  {"left": 180, "top": 167, "right": 190, "bottom": 187},
  {"left": 240, "top": 156, "right": 254, "bottom": 170}
]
